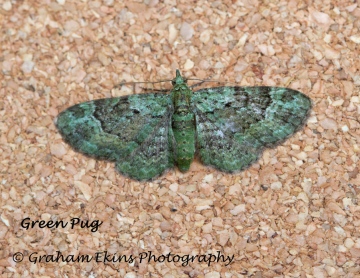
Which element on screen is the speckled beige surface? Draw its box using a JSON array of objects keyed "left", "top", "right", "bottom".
[{"left": 1, "top": 0, "right": 360, "bottom": 277}]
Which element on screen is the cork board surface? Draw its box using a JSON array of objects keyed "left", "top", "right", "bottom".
[{"left": 1, "top": 0, "right": 360, "bottom": 277}]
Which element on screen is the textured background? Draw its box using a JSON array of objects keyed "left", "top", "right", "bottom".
[{"left": 1, "top": 0, "right": 360, "bottom": 277}]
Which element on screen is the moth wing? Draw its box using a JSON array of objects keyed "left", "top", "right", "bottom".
[
  {"left": 191, "top": 86, "right": 311, "bottom": 172},
  {"left": 56, "top": 93, "right": 175, "bottom": 180},
  {"left": 115, "top": 108, "right": 175, "bottom": 181}
]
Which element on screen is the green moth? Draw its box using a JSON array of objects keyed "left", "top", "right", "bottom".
[{"left": 56, "top": 70, "right": 311, "bottom": 180}]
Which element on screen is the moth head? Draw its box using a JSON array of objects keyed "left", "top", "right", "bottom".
[{"left": 172, "top": 69, "right": 187, "bottom": 86}]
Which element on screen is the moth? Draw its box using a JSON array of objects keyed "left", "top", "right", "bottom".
[{"left": 56, "top": 70, "right": 311, "bottom": 180}]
